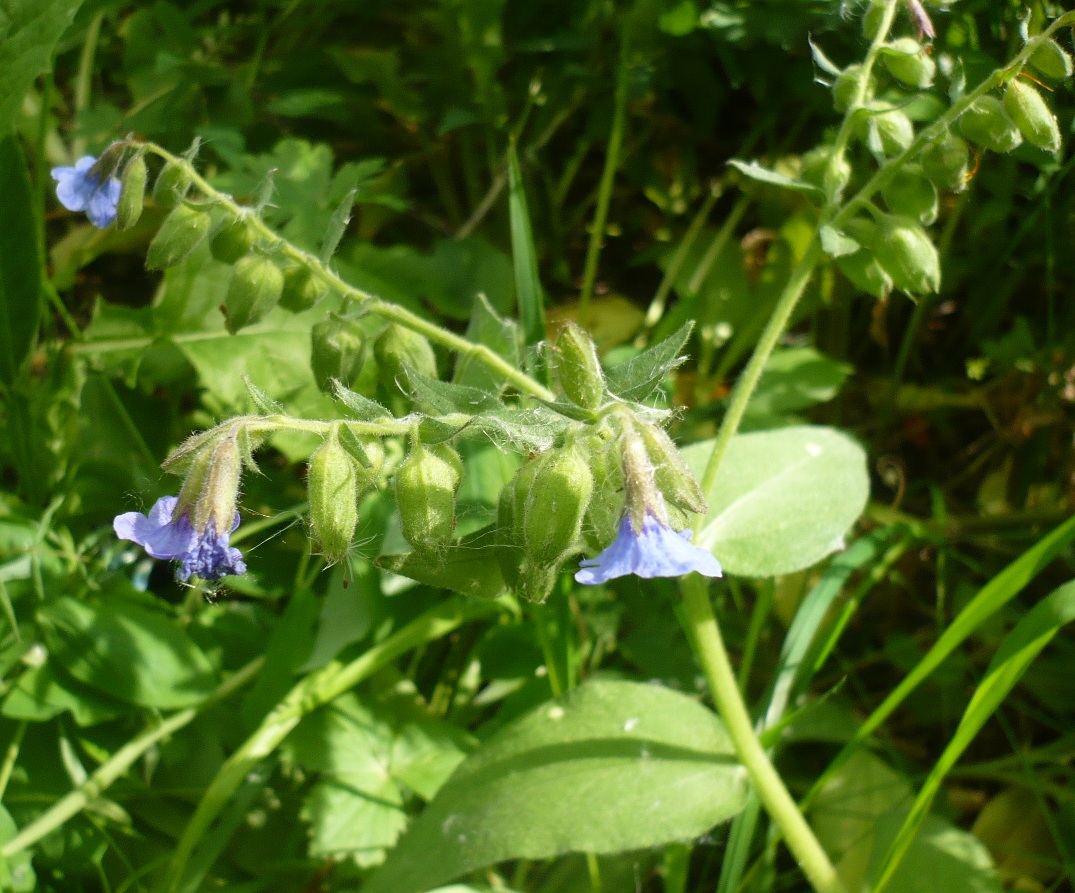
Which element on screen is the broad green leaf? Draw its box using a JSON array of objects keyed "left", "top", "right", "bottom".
[
  {"left": 727, "top": 159, "right": 824, "bottom": 198},
  {"left": 683, "top": 426, "right": 869, "bottom": 577},
  {"left": 507, "top": 140, "right": 545, "bottom": 349},
  {"left": 363, "top": 680, "right": 748, "bottom": 893},
  {"left": 0, "top": 136, "right": 41, "bottom": 387},
  {"left": 746, "top": 347, "right": 853, "bottom": 422},
  {"left": 0, "top": 1, "right": 84, "bottom": 136},
  {"left": 41, "top": 596, "right": 217, "bottom": 710},
  {"left": 321, "top": 186, "right": 357, "bottom": 264},
  {"left": 454, "top": 293, "right": 522, "bottom": 390},
  {"left": 0, "top": 804, "right": 35, "bottom": 892},
  {"left": 604, "top": 321, "right": 693, "bottom": 403},
  {"left": 2, "top": 663, "right": 125, "bottom": 726},
  {"left": 378, "top": 527, "right": 508, "bottom": 599}
]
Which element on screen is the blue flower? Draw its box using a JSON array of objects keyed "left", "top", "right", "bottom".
[
  {"left": 575, "top": 513, "right": 722, "bottom": 585},
  {"left": 51, "top": 156, "right": 122, "bottom": 228},
  {"left": 113, "top": 496, "right": 246, "bottom": 583}
]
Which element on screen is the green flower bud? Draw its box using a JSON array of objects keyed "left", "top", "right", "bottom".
[
  {"left": 1003, "top": 79, "right": 1061, "bottom": 153},
  {"left": 513, "top": 558, "right": 563, "bottom": 604},
  {"left": 800, "top": 146, "right": 851, "bottom": 194},
  {"left": 922, "top": 131, "right": 971, "bottom": 192},
  {"left": 153, "top": 160, "right": 191, "bottom": 209},
  {"left": 176, "top": 434, "right": 241, "bottom": 535},
  {"left": 521, "top": 445, "right": 594, "bottom": 565},
  {"left": 581, "top": 431, "right": 624, "bottom": 551},
  {"left": 308, "top": 425, "right": 371, "bottom": 563},
  {"left": 279, "top": 264, "right": 328, "bottom": 313},
  {"left": 874, "top": 215, "right": 940, "bottom": 295},
  {"left": 224, "top": 255, "right": 284, "bottom": 333},
  {"left": 861, "top": 1, "right": 885, "bottom": 40},
  {"left": 881, "top": 164, "right": 939, "bottom": 225},
  {"left": 146, "top": 204, "right": 212, "bottom": 271},
  {"left": 375, "top": 324, "right": 437, "bottom": 385},
  {"left": 857, "top": 105, "right": 914, "bottom": 156},
  {"left": 495, "top": 459, "right": 540, "bottom": 589},
  {"left": 311, "top": 314, "right": 367, "bottom": 392},
  {"left": 116, "top": 154, "right": 147, "bottom": 230},
  {"left": 637, "top": 423, "right": 707, "bottom": 516},
  {"left": 1029, "top": 39, "right": 1073, "bottom": 81},
  {"left": 394, "top": 440, "right": 462, "bottom": 554},
  {"left": 879, "top": 38, "right": 935, "bottom": 88},
  {"left": 833, "top": 64, "right": 873, "bottom": 113},
  {"left": 836, "top": 218, "right": 892, "bottom": 299},
  {"left": 554, "top": 323, "right": 605, "bottom": 410},
  {"left": 958, "top": 95, "right": 1022, "bottom": 153},
  {"left": 210, "top": 215, "right": 259, "bottom": 265}
]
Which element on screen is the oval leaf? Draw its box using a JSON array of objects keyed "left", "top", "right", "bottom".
[
  {"left": 364, "top": 680, "right": 748, "bottom": 893},
  {"left": 683, "top": 426, "right": 869, "bottom": 576}
]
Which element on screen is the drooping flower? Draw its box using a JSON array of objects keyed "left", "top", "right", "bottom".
[
  {"left": 51, "top": 155, "right": 122, "bottom": 228},
  {"left": 575, "top": 513, "right": 722, "bottom": 585},
  {"left": 113, "top": 496, "right": 246, "bottom": 583}
]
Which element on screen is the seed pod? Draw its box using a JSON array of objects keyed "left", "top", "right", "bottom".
[
  {"left": 554, "top": 323, "right": 604, "bottom": 410},
  {"left": 833, "top": 64, "right": 873, "bottom": 113},
  {"left": 638, "top": 423, "right": 707, "bottom": 516},
  {"left": 146, "top": 204, "right": 212, "bottom": 271},
  {"left": 311, "top": 314, "right": 367, "bottom": 392},
  {"left": 394, "top": 440, "right": 462, "bottom": 554},
  {"left": 879, "top": 37, "right": 935, "bottom": 89},
  {"left": 308, "top": 425, "right": 368, "bottom": 563},
  {"left": 857, "top": 106, "right": 915, "bottom": 156},
  {"left": 922, "top": 131, "right": 971, "bottom": 192},
  {"left": 881, "top": 164, "right": 938, "bottom": 225},
  {"left": 521, "top": 444, "right": 594, "bottom": 566},
  {"left": 153, "top": 160, "right": 191, "bottom": 208},
  {"left": 1003, "top": 79, "right": 1061, "bottom": 153},
  {"left": 210, "top": 216, "right": 259, "bottom": 264},
  {"left": 495, "top": 459, "right": 541, "bottom": 589},
  {"left": 279, "top": 264, "right": 328, "bottom": 313},
  {"left": 861, "top": 1, "right": 885, "bottom": 40},
  {"left": 800, "top": 146, "right": 851, "bottom": 194},
  {"left": 375, "top": 324, "right": 437, "bottom": 387},
  {"left": 874, "top": 215, "right": 940, "bottom": 295},
  {"left": 1029, "top": 39, "right": 1073, "bottom": 81},
  {"left": 224, "top": 255, "right": 284, "bottom": 333},
  {"left": 116, "top": 154, "right": 147, "bottom": 230},
  {"left": 958, "top": 95, "right": 1022, "bottom": 153}
]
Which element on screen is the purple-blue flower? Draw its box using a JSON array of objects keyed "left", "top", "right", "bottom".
[
  {"left": 575, "top": 513, "right": 723, "bottom": 585},
  {"left": 113, "top": 496, "right": 246, "bottom": 583},
  {"left": 51, "top": 156, "right": 122, "bottom": 228}
]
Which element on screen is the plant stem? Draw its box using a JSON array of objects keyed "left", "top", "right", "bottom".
[
  {"left": 577, "top": 35, "right": 630, "bottom": 329},
  {"left": 680, "top": 577, "right": 846, "bottom": 893},
  {"left": 1, "top": 657, "right": 263, "bottom": 858},
  {"left": 162, "top": 595, "right": 499, "bottom": 893}
]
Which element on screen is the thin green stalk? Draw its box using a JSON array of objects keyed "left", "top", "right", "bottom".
[
  {"left": 1, "top": 658, "right": 263, "bottom": 858},
  {"left": 71, "top": 11, "right": 104, "bottom": 159},
  {"left": 577, "top": 36, "right": 630, "bottom": 328},
  {"left": 140, "top": 145, "right": 555, "bottom": 403},
  {"left": 162, "top": 596, "right": 499, "bottom": 893},
  {"left": 680, "top": 577, "right": 846, "bottom": 893},
  {"left": 0, "top": 721, "right": 26, "bottom": 801}
]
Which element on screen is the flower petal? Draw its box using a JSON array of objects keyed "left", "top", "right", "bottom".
[{"left": 575, "top": 514, "right": 722, "bottom": 584}]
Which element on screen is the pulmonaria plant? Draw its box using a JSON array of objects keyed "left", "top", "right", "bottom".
[
  {"left": 114, "top": 496, "right": 246, "bottom": 583},
  {"left": 575, "top": 512, "right": 722, "bottom": 584},
  {"left": 51, "top": 155, "right": 121, "bottom": 228}
]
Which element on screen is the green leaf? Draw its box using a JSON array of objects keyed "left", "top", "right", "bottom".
[
  {"left": 2, "top": 663, "right": 126, "bottom": 726},
  {"left": 400, "top": 365, "right": 497, "bottom": 415},
  {"left": 0, "top": 136, "right": 41, "bottom": 387},
  {"left": 683, "top": 426, "right": 870, "bottom": 577},
  {"left": 332, "top": 380, "right": 392, "bottom": 421},
  {"left": 0, "top": 804, "right": 35, "bottom": 892},
  {"left": 746, "top": 347, "right": 852, "bottom": 421},
  {"left": 507, "top": 141, "right": 545, "bottom": 350},
  {"left": 41, "top": 595, "right": 218, "bottom": 710},
  {"left": 727, "top": 159, "right": 824, "bottom": 198},
  {"left": 321, "top": 186, "right": 357, "bottom": 264},
  {"left": 454, "top": 294, "right": 521, "bottom": 390},
  {"left": 363, "top": 679, "right": 748, "bottom": 893},
  {"left": 0, "top": 1, "right": 84, "bottom": 136},
  {"left": 819, "top": 225, "right": 860, "bottom": 258},
  {"left": 378, "top": 527, "right": 508, "bottom": 599},
  {"left": 604, "top": 321, "right": 693, "bottom": 403}
]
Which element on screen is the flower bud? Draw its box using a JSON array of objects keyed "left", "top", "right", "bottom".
[
  {"left": 394, "top": 440, "right": 462, "bottom": 554},
  {"left": 874, "top": 215, "right": 940, "bottom": 295},
  {"left": 223, "top": 255, "right": 284, "bottom": 333},
  {"left": 879, "top": 38, "right": 935, "bottom": 88},
  {"left": 308, "top": 425, "right": 370, "bottom": 563},
  {"left": 210, "top": 215, "right": 259, "bottom": 265},
  {"left": 146, "top": 204, "right": 212, "bottom": 271},
  {"left": 1029, "top": 39, "right": 1073, "bottom": 81},
  {"left": 116, "top": 154, "right": 147, "bottom": 230},
  {"left": 375, "top": 324, "right": 437, "bottom": 386},
  {"left": 278, "top": 264, "right": 328, "bottom": 313},
  {"left": 861, "top": 1, "right": 885, "bottom": 40},
  {"left": 554, "top": 323, "right": 604, "bottom": 410},
  {"left": 833, "top": 64, "right": 873, "bottom": 113},
  {"left": 495, "top": 459, "right": 540, "bottom": 589},
  {"left": 1003, "top": 79, "right": 1061, "bottom": 153},
  {"left": 800, "top": 146, "right": 851, "bottom": 194},
  {"left": 958, "top": 95, "right": 1022, "bottom": 153},
  {"left": 881, "top": 164, "right": 938, "bottom": 225},
  {"left": 177, "top": 434, "right": 241, "bottom": 535},
  {"left": 153, "top": 160, "right": 191, "bottom": 209},
  {"left": 922, "top": 131, "right": 970, "bottom": 192},
  {"left": 637, "top": 423, "right": 707, "bottom": 516},
  {"left": 311, "top": 314, "right": 367, "bottom": 392},
  {"left": 836, "top": 218, "right": 892, "bottom": 298},
  {"left": 857, "top": 106, "right": 914, "bottom": 156},
  {"left": 521, "top": 445, "right": 594, "bottom": 565}
]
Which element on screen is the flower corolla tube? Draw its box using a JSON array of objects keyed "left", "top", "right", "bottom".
[{"left": 114, "top": 496, "right": 246, "bottom": 583}]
